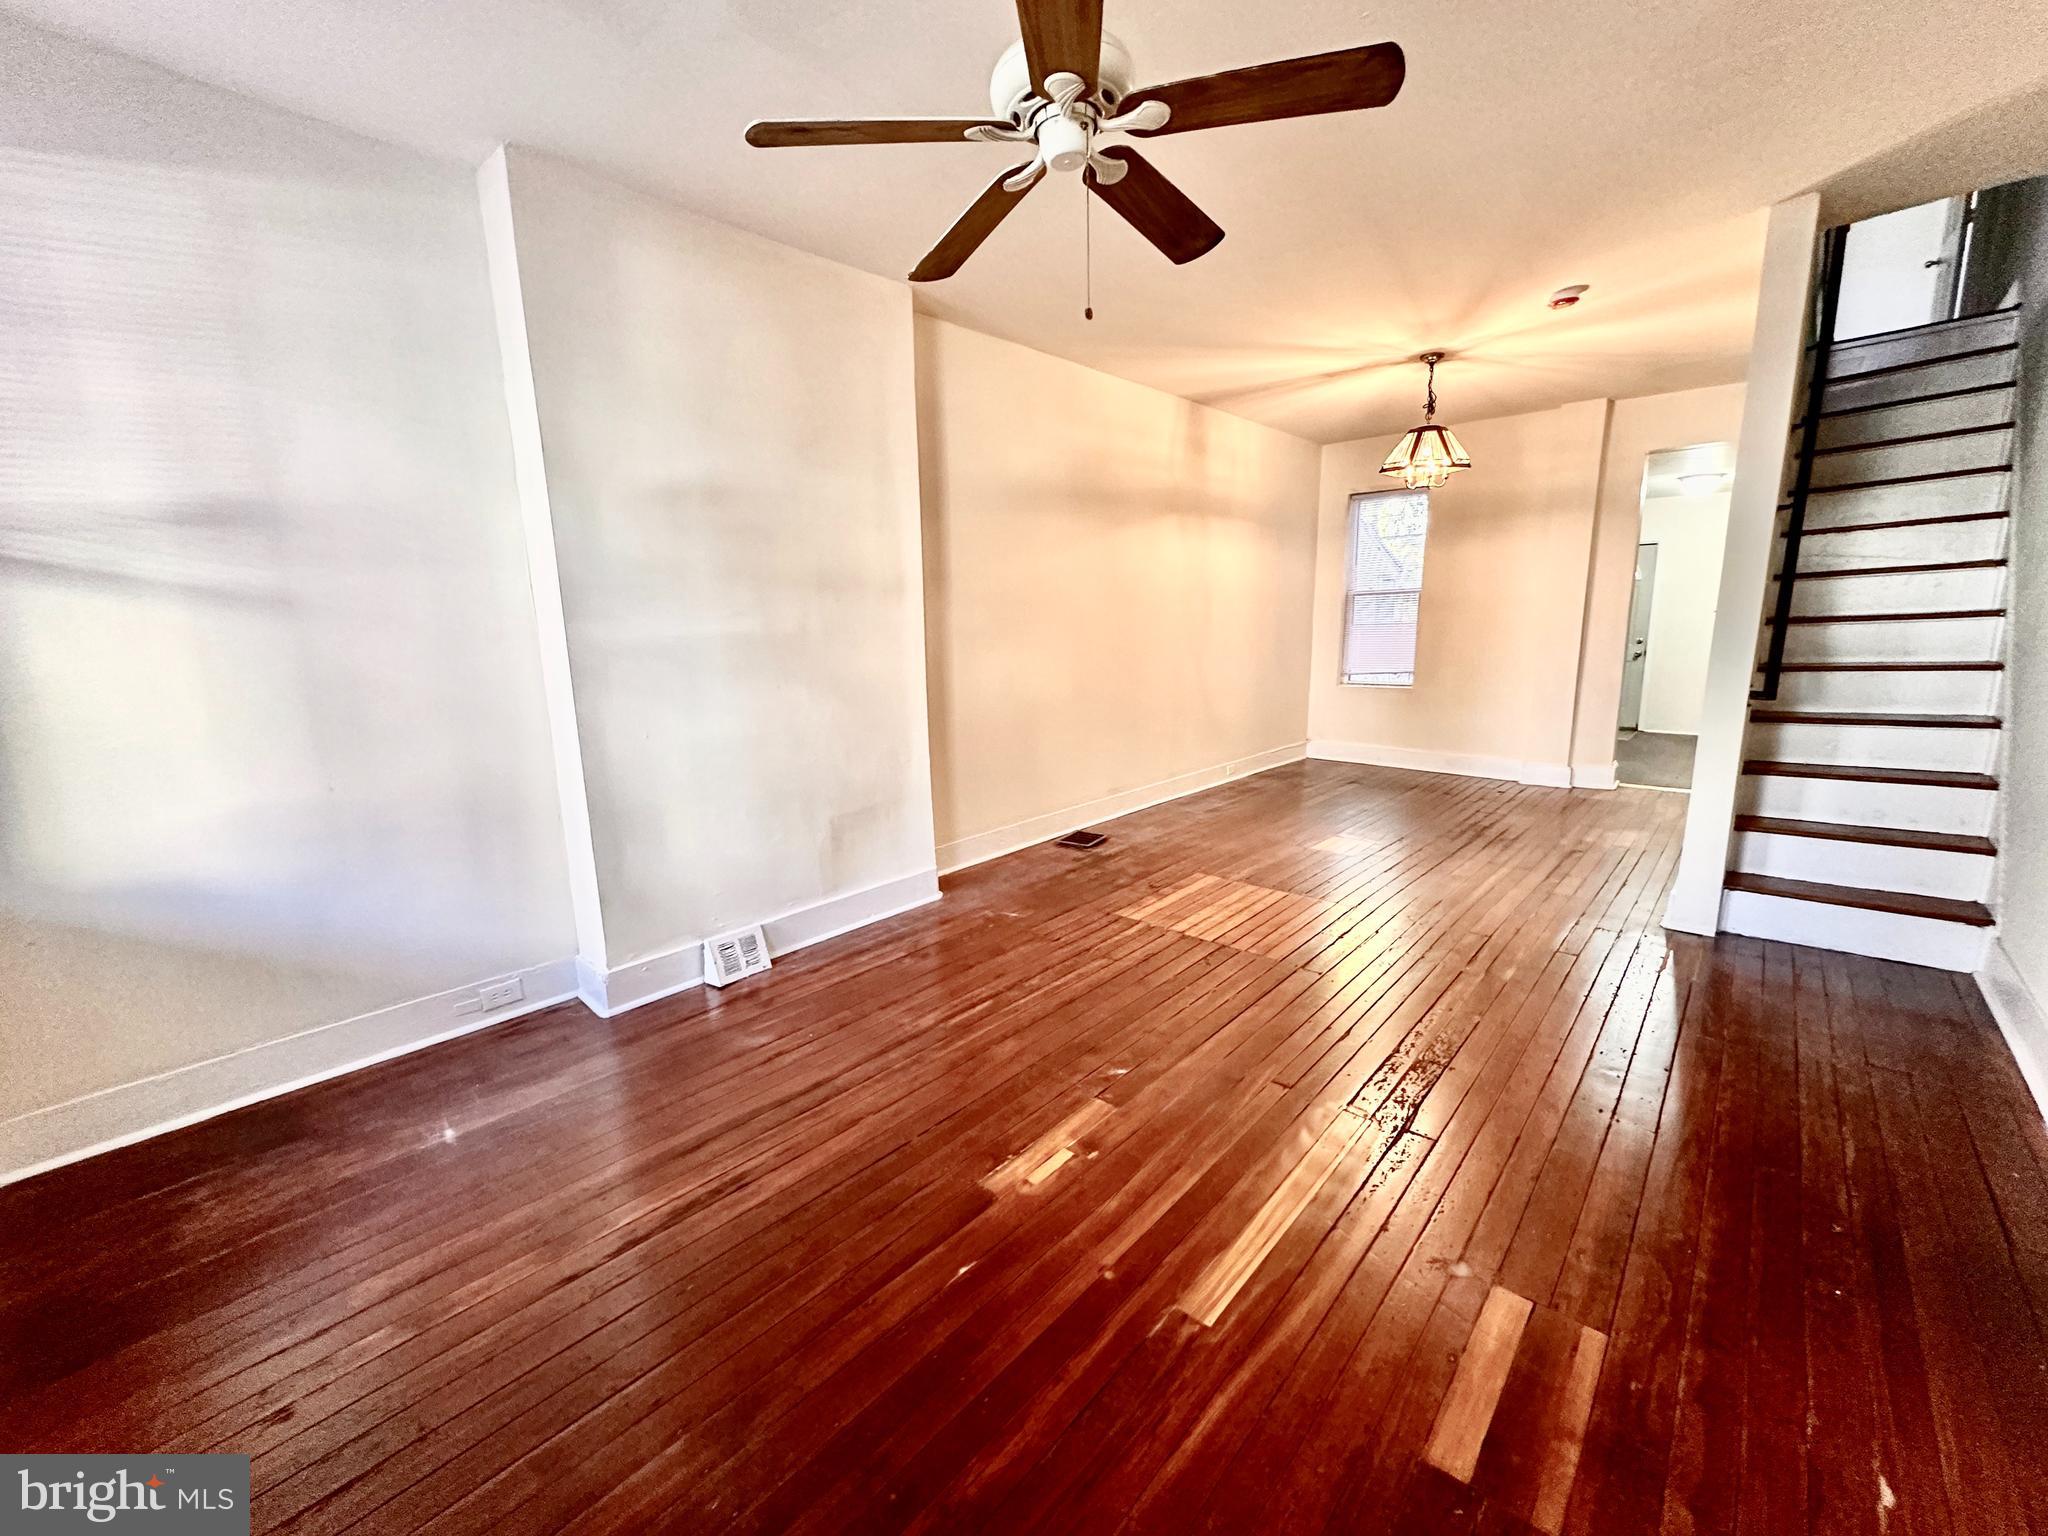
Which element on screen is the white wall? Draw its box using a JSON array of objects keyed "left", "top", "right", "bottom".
[
  {"left": 1834, "top": 195, "right": 1958, "bottom": 339},
  {"left": 0, "top": 21, "right": 578, "bottom": 1168},
  {"left": 1635, "top": 490, "right": 1736, "bottom": 735},
  {"left": 916, "top": 318, "right": 1319, "bottom": 871},
  {"left": 1984, "top": 177, "right": 2048, "bottom": 1110},
  {"left": 1308, "top": 401, "right": 1612, "bottom": 785},
  {"left": 490, "top": 147, "right": 937, "bottom": 986},
  {"left": 1668, "top": 194, "right": 1822, "bottom": 935}
]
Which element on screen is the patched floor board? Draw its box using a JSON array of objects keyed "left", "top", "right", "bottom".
[
  {"left": 1121, "top": 874, "right": 1334, "bottom": 961},
  {"left": 1180, "top": 1106, "right": 1373, "bottom": 1327},
  {"left": 982, "top": 1098, "right": 1112, "bottom": 1195},
  {"left": 1471, "top": 1303, "right": 1608, "bottom": 1534},
  {"left": 1424, "top": 1285, "right": 1535, "bottom": 1481}
]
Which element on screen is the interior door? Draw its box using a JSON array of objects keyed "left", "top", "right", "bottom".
[
  {"left": 1929, "top": 192, "right": 1972, "bottom": 322},
  {"left": 1619, "top": 542, "right": 1658, "bottom": 732}
]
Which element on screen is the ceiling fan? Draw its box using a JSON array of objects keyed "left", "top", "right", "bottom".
[{"left": 745, "top": 1, "right": 1404, "bottom": 282}]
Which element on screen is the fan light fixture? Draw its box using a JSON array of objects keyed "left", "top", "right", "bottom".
[
  {"left": 1381, "top": 352, "right": 1472, "bottom": 490},
  {"left": 743, "top": 7, "right": 1408, "bottom": 286}
]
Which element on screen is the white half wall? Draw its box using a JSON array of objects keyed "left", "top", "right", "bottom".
[{"left": 915, "top": 317, "right": 1319, "bottom": 868}]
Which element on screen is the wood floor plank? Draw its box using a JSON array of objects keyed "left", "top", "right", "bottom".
[
  {"left": 1467, "top": 1302, "right": 1606, "bottom": 1535},
  {"left": 1656, "top": 939, "right": 1763, "bottom": 1536},
  {"left": 0, "top": 762, "right": 2038, "bottom": 1536},
  {"left": 1424, "top": 1286, "right": 1536, "bottom": 1482}
]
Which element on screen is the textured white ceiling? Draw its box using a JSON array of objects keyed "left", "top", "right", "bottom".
[{"left": 8, "top": 0, "right": 2048, "bottom": 441}]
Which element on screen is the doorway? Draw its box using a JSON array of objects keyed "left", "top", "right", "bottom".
[
  {"left": 1613, "top": 443, "right": 1735, "bottom": 790},
  {"left": 1615, "top": 539, "right": 1692, "bottom": 787}
]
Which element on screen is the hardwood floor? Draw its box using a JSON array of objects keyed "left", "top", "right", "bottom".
[{"left": 4, "top": 760, "right": 2046, "bottom": 1534}]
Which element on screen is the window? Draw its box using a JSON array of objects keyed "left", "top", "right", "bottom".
[{"left": 1341, "top": 488, "right": 1430, "bottom": 687}]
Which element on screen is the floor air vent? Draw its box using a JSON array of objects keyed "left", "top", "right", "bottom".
[
  {"left": 703, "top": 926, "right": 771, "bottom": 987},
  {"left": 1055, "top": 829, "right": 1109, "bottom": 849}
]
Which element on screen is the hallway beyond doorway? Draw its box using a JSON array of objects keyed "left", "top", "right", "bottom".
[{"left": 1616, "top": 728, "right": 1696, "bottom": 789}]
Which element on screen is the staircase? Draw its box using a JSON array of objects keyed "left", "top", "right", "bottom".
[{"left": 1719, "top": 299, "right": 2018, "bottom": 972}]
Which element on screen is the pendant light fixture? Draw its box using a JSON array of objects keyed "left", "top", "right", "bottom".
[{"left": 1381, "top": 351, "right": 1472, "bottom": 490}]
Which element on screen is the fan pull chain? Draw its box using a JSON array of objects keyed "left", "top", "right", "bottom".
[{"left": 1084, "top": 184, "right": 1094, "bottom": 321}]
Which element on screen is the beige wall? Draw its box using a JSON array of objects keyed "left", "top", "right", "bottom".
[
  {"left": 916, "top": 317, "right": 1319, "bottom": 870},
  {"left": 0, "top": 24, "right": 577, "bottom": 1153},
  {"left": 497, "top": 147, "right": 938, "bottom": 969},
  {"left": 1310, "top": 384, "right": 1745, "bottom": 785},
  {"left": 1308, "top": 401, "right": 1612, "bottom": 782},
  {"left": 1570, "top": 385, "right": 1749, "bottom": 773}
]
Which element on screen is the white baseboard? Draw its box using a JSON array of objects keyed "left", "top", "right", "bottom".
[
  {"left": 0, "top": 958, "right": 581, "bottom": 1188},
  {"left": 581, "top": 867, "right": 943, "bottom": 1017},
  {"left": 2, "top": 864, "right": 951, "bottom": 1184},
  {"left": 1572, "top": 761, "right": 1619, "bottom": 791},
  {"left": 1979, "top": 939, "right": 2048, "bottom": 1127},
  {"left": 1662, "top": 881, "right": 1724, "bottom": 937},
  {"left": 1307, "top": 739, "right": 1574, "bottom": 790},
  {"left": 936, "top": 742, "right": 1307, "bottom": 875}
]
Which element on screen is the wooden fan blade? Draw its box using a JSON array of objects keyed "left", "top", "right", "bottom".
[
  {"left": 1085, "top": 146, "right": 1224, "bottom": 266},
  {"left": 745, "top": 118, "right": 1011, "bottom": 148},
  {"left": 1122, "top": 42, "right": 1405, "bottom": 135},
  {"left": 910, "top": 165, "right": 1039, "bottom": 282},
  {"left": 1015, "top": 0, "right": 1103, "bottom": 93}
]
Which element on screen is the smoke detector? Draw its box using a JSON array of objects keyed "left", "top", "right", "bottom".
[{"left": 1548, "top": 284, "right": 1590, "bottom": 310}]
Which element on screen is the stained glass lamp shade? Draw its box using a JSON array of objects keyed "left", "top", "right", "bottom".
[{"left": 1381, "top": 352, "right": 1472, "bottom": 490}]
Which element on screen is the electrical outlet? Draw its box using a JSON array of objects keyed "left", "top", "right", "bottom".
[
  {"left": 454, "top": 976, "right": 526, "bottom": 1017},
  {"left": 478, "top": 977, "right": 525, "bottom": 1011}
]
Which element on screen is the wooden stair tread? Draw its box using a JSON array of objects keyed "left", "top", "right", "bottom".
[
  {"left": 1743, "top": 760, "right": 1998, "bottom": 790},
  {"left": 1804, "top": 464, "right": 2011, "bottom": 495},
  {"left": 1816, "top": 305, "right": 2019, "bottom": 350},
  {"left": 1791, "top": 510, "right": 2008, "bottom": 536},
  {"left": 1772, "top": 660, "right": 2002, "bottom": 672},
  {"left": 1723, "top": 871, "right": 1994, "bottom": 926},
  {"left": 1810, "top": 421, "right": 2014, "bottom": 455},
  {"left": 1797, "top": 378, "right": 2015, "bottom": 426},
  {"left": 1733, "top": 815, "right": 1996, "bottom": 856},
  {"left": 1822, "top": 340, "right": 2017, "bottom": 385},
  {"left": 1772, "top": 607, "right": 2004, "bottom": 625},
  {"left": 1748, "top": 709, "right": 2000, "bottom": 728},
  {"left": 1778, "top": 559, "right": 2006, "bottom": 580}
]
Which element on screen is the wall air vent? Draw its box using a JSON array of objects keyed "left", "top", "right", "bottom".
[{"left": 703, "top": 925, "right": 771, "bottom": 988}]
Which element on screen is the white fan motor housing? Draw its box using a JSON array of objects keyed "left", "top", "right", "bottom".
[{"left": 988, "top": 32, "right": 1134, "bottom": 123}]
